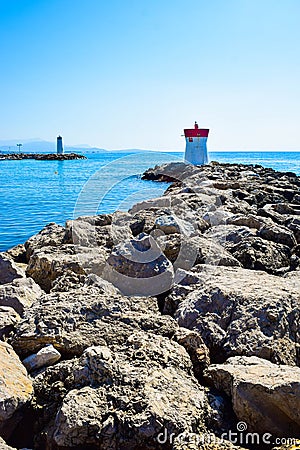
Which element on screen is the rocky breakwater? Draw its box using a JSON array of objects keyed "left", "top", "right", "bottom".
[
  {"left": 0, "top": 161, "right": 300, "bottom": 449},
  {"left": 0, "top": 153, "right": 86, "bottom": 160}
]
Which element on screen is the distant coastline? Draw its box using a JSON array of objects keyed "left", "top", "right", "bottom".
[{"left": 0, "top": 153, "right": 86, "bottom": 161}]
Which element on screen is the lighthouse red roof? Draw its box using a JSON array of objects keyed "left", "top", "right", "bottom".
[{"left": 184, "top": 122, "right": 209, "bottom": 138}]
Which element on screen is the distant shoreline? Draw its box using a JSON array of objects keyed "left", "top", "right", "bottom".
[{"left": 0, "top": 153, "right": 86, "bottom": 161}]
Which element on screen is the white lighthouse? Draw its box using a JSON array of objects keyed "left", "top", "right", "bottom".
[
  {"left": 184, "top": 122, "right": 209, "bottom": 165},
  {"left": 57, "top": 135, "right": 64, "bottom": 155}
]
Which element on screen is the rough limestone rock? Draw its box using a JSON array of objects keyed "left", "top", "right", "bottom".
[
  {"left": 156, "top": 234, "right": 241, "bottom": 272},
  {"left": 11, "top": 278, "right": 177, "bottom": 358},
  {"left": 65, "top": 212, "right": 132, "bottom": 249},
  {"left": 34, "top": 332, "right": 207, "bottom": 449},
  {"left": 129, "top": 208, "right": 173, "bottom": 236},
  {"left": 26, "top": 244, "right": 109, "bottom": 292},
  {"left": 102, "top": 234, "right": 174, "bottom": 296},
  {"left": 25, "top": 222, "right": 66, "bottom": 259},
  {"left": 169, "top": 265, "right": 300, "bottom": 365},
  {"left": 0, "top": 306, "right": 20, "bottom": 339},
  {"left": 229, "top": 237, "right": 292, "bottom": 274},
  {"left": 0, "top": 254, "right": 25, "bottom": 285},
  {"left": 258, "top": 222, "right": 297, "bottom": 248},
  {"left": 4, "top": 244, "right": 27, "bottom": 264},
  {"left": 204, "top": 356, "right": 300, "bottom": 436},
  {"left": 0, "top": 342, "right": 33, "bottom": 440},
  {"left": 0, "top": 277, "right": 42, "bottom": 316},
  {"left": 204, "top": 224, "right": 257, "bottom": 248},
  {"left": 227, "top": 214, "right": 263, "bottom": 230},
  {"left": 155, "top": 214, "right": 196, "bottom": 237},
  {"left": 22, "top": 344, "right": 61, "bottom": 373}
]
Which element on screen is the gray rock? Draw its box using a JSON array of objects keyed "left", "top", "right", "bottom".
[
  {"left": 229, "top": 237, "right": 292, "bottom": 274},
  {"left": 11, "top": 282, "right": 177, "bottom": 358},
  {"left": 170, "top": 265, "right": 300, "bottom": 365},
  {"left": 0, "top": 277, "right": 42, "bottom": 316},
  {"left": 65, "top": 212, "right": 132, "bottom": 249},
  {"left": 204, "top": 356, "right": 300, "bottom": 436},
  {"left": 25, "top": 222, "right": 65, "bottom": 259},
  {"left": 26, "top": 244, "right": 109, "bottom": 292},
  {"left": 156, "top": 234, "right": 241, "bottom": 272},
  {"left": 22, "top": 344, "right": 61, "bottom": 372},
  {"left": 227, "top": 214, "right": 263, "bottom": 230},
  {"left": 259, "top": 222, "right": 297, "bottom": 248},
  {"left": 0, "top": 255, "right": 25, "bottom": 285},
  {"left": 102, "top": 234, "right": 174, "bottom": 296},
  {"left": 155, "top": 214, "right": 196, "bottom": 237},
  {"left": 34, "top": 333, "right": 207, "bottom": 449},
  {"left": 204, "top": 224, "right": 257, "bottom": 247}
]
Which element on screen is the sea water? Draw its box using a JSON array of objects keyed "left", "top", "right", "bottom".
[{"left": 0, "top": 151, "right": 299, "bottom": 251}]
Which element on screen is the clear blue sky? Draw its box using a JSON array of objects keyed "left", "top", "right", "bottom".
[{"left": 0, "top": 0, "right": 299, "bottom": 151}]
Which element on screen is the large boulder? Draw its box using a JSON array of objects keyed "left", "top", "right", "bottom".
[
  {"left": 204, "top": 356, "right": 300, "bottom": 436},
  {"left": 156, "top": 234, "right": 241, "bottom": 270},
  {"left": 0, "top": 342, "right": 33, "bottom": 440},
  {"left": 168, "top": 265, "right": 300, "bottom": 365},
  {"left": 204, "top": 224, "right": 257, "bottom": 248},
  {"left": 25, "top": 222, "right": 66, "bottom": 259},
  {"left": 33, "top": 332, "right": 207, "bottom": 449},
  {"left": 258, "top": 222, "right": 297, "bottom": 248},
  {"left": 102, "top": 234, "right": 174, "bottom": 296},
  {"left": 26, "top": 245, "right": 109, "bottom": 292},
  {"left": 229, "top": 237, "right": 292, "bottom": 275},
  {"left": 11, "top": 276, "right": 177, "bottom": 358},
  {"left": 0, "top": 277, "right": 42, "bottom": 316}
]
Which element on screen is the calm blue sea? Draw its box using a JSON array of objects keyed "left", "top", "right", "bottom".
[{"left": 0, "top": 151, "right": 299, "bottom": 251}]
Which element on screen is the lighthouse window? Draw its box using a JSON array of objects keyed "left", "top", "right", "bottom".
[{"left": 189, "top": 137, "right": 193, "bottom": 142}]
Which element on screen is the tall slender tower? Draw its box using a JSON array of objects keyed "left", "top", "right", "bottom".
[
  {"left": 57, "top": 136, "right": 64, "bottom": 155},
  {"left": 184, "top": 122, "right": 209, "bottom": 165}
]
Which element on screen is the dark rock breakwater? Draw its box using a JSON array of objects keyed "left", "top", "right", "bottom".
[{"left": 0, "top": 161, "right": 300, "bottom": 449}]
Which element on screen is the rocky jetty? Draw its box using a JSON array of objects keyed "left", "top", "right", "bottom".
[
  {"left": 0, "top": 153, "right": 86, "bottom": 160},
  {"left": 0, "top": 161, "right": 300, "bottom": 449}
]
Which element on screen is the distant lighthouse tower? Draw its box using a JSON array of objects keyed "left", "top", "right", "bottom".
[
  {"left": 184, "top": 122, "right": 209, "bottom": 165},
  {"left": 57, "top": 136, "right": 64, "bottom": 155}
]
